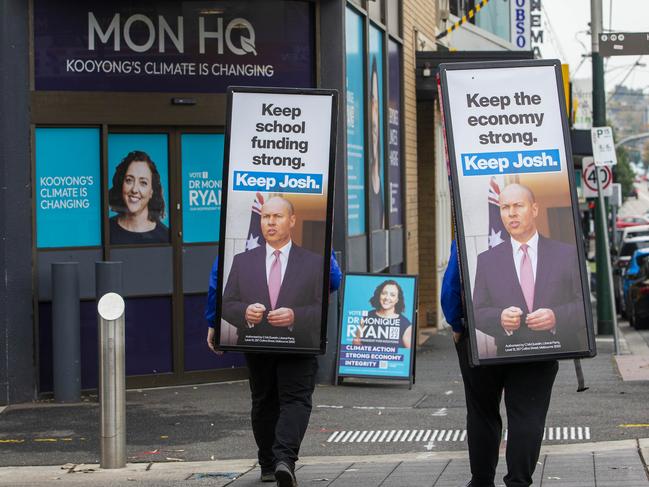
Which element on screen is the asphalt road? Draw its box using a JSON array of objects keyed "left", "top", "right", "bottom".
[{"left": 1, "top": 327, "right": 648, "bottom": 468}]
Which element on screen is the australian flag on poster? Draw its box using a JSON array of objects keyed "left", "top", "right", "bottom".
[
  {"left": 488, "top": 177, "right": 506, "bottom": 248},
  {"left": 245, "top": 192, "right": 266, "bottom": 251}
]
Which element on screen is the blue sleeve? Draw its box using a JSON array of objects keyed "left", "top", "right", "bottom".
[
  {"left": 205, "top": 256, "right": 219, "bottom": 328},
  {"left": 440, "top": 240, "right": 465, "bottom": 333},
  {"left": 329, "top": 250, "right": 342, "bottom": 292}
]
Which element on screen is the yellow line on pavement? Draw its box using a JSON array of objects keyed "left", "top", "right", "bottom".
[
  {"left": 34, "top": 438, "right": 58, "bottom": 442},
  {"left": 0, "top": 439, "right": 25, "bottom": 443},
  {"left": 619, "top": 424, "right": 649, "bottom": 428}
]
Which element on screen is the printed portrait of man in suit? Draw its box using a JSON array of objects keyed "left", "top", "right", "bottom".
[
  {"left": 222, "top": 196, "right": 324, "bottom": 349},
  {"left": 472, "top": 183, "right": 588, "bottom": 357}
]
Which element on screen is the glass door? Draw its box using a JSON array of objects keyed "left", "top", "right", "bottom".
[{"left": 106, "top": 128, "right": 246, "bottom": 388}]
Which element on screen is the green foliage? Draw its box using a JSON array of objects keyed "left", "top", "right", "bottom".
[{"left": 614, "top": 145, "right": 635, "bottom": 199}]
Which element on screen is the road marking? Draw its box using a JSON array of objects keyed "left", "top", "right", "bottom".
[
  {"left": 432, "top": 408, "right": 448, "bottom": 416},
  {"left": 619, "top": 424, "right": 649, "bottom": 428},
  {"left": 0, "top": 406, "right": 6, "bottom": 414},
  {"left": 325, "top": 426, "right": 591, "bottom": 444}
]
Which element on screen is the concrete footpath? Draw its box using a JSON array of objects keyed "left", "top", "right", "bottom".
[
  {"left": 2, "top": 322, "right": 649, "bottom": 485},
  {"left": 1, "top": 440, "right": 648, "bottom": 486}
]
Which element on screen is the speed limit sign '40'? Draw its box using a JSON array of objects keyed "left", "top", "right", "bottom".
[{"left": 582, "top": 157, "right": 612, "bottom": 198}]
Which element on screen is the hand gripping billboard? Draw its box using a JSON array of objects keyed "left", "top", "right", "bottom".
[
  {"left": 438, "top": 60, "right": 596, "bottom": 365},
  {"left": 215, "top": 87, "right": 338, "bottom": 353}
]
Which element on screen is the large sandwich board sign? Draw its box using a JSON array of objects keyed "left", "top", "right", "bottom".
[
  {"left": 437, "top": 59, "right": 596, "bottom": 366},
  {"left": 215, "top": 87, "right": 338, "bottom": 354}
]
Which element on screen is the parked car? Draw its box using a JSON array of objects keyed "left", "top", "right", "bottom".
[
  {"left": 613, "top": 236, "right": 649, "bottom": 313},
  {"left": 616, "top": 215, "right": 649, "bottom": 229},
  {"left": 627, "top": 256, "right": 649, "bottom": 329},
  {"left": 621, "top": 224, "right": 649, "bottom": 242},
  {"left": 620, "top": 249, "right": 649, "bottom": 319}
]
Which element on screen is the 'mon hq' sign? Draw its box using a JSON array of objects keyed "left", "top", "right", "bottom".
[{"left": 34, "top": 0, "right": 315, "bottom": 93}]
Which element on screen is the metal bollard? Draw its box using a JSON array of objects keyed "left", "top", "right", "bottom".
[
  {"left": 52, "top": 262, "right": 81, "bottom": 403},
  {"left": 95, "top": 261, "right": 123, "bottom": 301},
  {"left": 98, "top": 292, "right": 126, "bottom": 469}
]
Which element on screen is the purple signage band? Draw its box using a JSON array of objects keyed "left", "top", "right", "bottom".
[{"left": 34, "top": 1, "right": 314, "bottom": 92}]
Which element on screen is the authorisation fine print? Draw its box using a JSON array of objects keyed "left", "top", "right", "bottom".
[
  {"left": 438, "top": 59, "right": 596, "bottom": 365},
  {"left": 216, "top": 87, "right": 338, "bottom": 354}
]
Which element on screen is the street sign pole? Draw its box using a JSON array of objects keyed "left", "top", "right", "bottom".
[
  {"left": 591, "top": 0, "right": 614, "bottom": 336},
  {"left": 595, "top": 172, "right": 619, "bottom": 355}
]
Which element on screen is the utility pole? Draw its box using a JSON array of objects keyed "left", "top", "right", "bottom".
[{"left": 591, "top": 0, "right": 613, "bottom": 334}]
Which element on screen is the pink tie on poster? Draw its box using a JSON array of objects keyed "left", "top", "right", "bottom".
[
  {"left": 268, "top": 250, "right": 282, "bottom": 310},
  {"left": 519, "top": 244, "right": 534, "bottom": 312}
]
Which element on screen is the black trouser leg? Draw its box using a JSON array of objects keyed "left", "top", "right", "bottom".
[
  {"left": 245, "top": 353, "right": 279, "bottom": 471},
  {"left": 503, "top": 360, "right": 558, "bottom": 487},
  {"left": 272, "top": 355, "right": 318, "bottom": 469},
  {"left": 456, "top": 337, "right": 504, "bottom": 487}
]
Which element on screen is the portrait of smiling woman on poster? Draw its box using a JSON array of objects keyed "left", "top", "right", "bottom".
[
  {"left": 353, "top": 279, "right": 412, "bottom": 349},
  {"left": 108, "top": 150, "right": 169, "bottom": 245}
]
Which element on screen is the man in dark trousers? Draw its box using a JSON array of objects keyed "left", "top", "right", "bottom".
[
  {"left": 441, "top": 183, "right": 588, "bottom": 487},
  {"left": 472, "top": 184, "right": 587, "bottom": 356},
  {"left": 442, "top": 239, "right": 557, "bottom": 487},
  {"left": 206, "top": 195, "right": 342, "bottom": 487}
]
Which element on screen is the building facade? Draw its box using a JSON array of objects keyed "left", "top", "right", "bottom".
[
  {"left": 0, "top": 0, "right": 419, "bottom": 404},
  {"left": 0, "top": 0, "right": 541, "bottom": 404}
]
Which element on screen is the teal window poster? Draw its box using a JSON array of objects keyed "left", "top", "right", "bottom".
[
  {"left": 107, "top": 134, "right": 170, "bottom": 245},
  {"left": 337, "top": 273, "right": 418, "bottom": 379},
  {"left": 181, "top": 134, "right": 224, "bottom": 243},
  {"left": 368, "top": 24, "right": 386, "bottom": 231},
  {"left": 345, "top": 8, "right": 366, "bottom": 236},
  {"left": 35, "top": 128, "right": 101, "bottom": 248}
]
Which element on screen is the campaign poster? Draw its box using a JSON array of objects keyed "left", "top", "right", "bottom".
[
  {"left": 368, "top": 25, "right": 386, "bottom": 232},
  {"left": 216, "top": 87, "right": 338, "bottom": 353},
  {"left": 438, "top": 60, "right": 596, "bottom": 365},
  {"left": 337, "top": 273, "right": 417, "bottom": 380},
  {"left": 35, "top": 128, "right": 101, "bottom": 248},
  {"left": 181, "top": 133, "right": 224, "bottom": 243},
  {"left": 345, "top": 7, "right": 366, "bottom": 236},
  {"left": 107, "top": 133, "right": 170, "bottom": 245}
]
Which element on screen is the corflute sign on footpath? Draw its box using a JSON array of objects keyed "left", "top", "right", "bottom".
[
  {"left": 215, "top": 87, "right": 338, "bottom": 354},
  {"left": 438, "top": 59, "right": 596, "bottom": 366},
  {"left": 335, "top": 273, "right": 418, "bottom": 388}
]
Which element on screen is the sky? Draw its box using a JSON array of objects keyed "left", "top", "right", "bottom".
[{"left": 539, "top": 0, "right": 649, "bottom": 92}]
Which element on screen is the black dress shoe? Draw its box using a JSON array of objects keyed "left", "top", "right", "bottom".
[
  {"left": 260, "top": 469, "right": 275, "bottom": 482},
  {"left": 275, "top": 461, "right": 297, "bottom": 487}
]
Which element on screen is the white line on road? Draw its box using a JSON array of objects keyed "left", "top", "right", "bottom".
[{"left": 325, "top": 426, "right": 591, "bottom": 443}]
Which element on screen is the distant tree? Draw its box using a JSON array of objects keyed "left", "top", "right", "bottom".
[{"left": 614, "top": 145, "right": 635, "bottom": 199}]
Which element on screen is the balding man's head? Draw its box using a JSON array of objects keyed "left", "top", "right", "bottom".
[
  {"left": 261, "top": 196, "right": 296, "bottom": 249},
  {"left": 499, "top": 184, "right": 539, "bottom": 243}
]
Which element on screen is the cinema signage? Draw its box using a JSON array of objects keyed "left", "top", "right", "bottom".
[{"left": 33, "top": 0, "right": 315, "bottom": 92}]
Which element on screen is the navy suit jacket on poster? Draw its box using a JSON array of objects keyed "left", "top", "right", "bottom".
[
  {"left": 472, "top": 235, "right": 587, "bottom": 355},
  {"left": 222, "top": 244, "right": 324, "bottom": 349}
]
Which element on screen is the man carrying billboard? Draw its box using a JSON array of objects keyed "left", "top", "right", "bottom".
[{"left": 472, "top": 183, "right": 587, "bottom": 356}]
